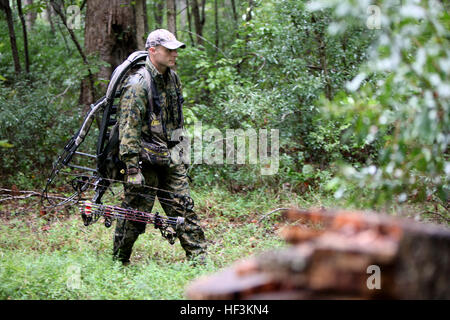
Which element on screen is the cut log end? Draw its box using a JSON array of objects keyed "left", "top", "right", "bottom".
[{"left": 186, "top": 208, "right": 450, "bottom": 300}]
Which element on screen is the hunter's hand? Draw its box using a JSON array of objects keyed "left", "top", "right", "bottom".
[{"left": 127, "top": 168, "right": 145, "bottom": 185}]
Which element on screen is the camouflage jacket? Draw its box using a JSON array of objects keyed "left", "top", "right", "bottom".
[{"left": 118, "top": 56, "right": 184, "bottom": 170}]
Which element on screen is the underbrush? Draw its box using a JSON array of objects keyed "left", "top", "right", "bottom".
[
  {"left": 1, "top": 182, "right": 447, "bottom": 299},
  {"left": 0, "top": 185, "right": 313, "bottom": 300}
]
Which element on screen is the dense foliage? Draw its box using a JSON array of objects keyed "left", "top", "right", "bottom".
[
  {"left": 0, "top": 0, "right": 448, "bottom": 213},
  {"left": 0, "top": 0, "right": 448, "bottom": 302},
  {"left": 309, "top": 0, "right": 449, "bottom": 208},
  {"left": 179, "top": 0, "right": 376, "bottom": 191}
]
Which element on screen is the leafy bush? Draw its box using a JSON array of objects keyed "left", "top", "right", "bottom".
[
  {"left": 309, "top": 0, "right": 450, "bottom": 207},
  {"left": 179, "top": 0, "right": 375, "bottom": 191},
  {"left": 0, "top": 21, "right": 100, "bottom": 188}
]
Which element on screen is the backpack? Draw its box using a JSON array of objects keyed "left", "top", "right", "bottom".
[{"left": 95, "top": 51, "right": 148, "bottom": 184}]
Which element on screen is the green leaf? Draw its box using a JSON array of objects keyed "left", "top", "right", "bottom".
[{"left": 0, "top": 140, "right": 13, "bottom": 148}]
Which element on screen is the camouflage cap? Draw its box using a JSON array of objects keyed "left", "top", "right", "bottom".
[{"left": 145, "top": 29, "right": 186, "bottom": 50}]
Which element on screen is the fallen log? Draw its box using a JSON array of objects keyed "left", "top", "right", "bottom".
[{"left": 186, "top": 208, "right": 450, "bottom": 299}]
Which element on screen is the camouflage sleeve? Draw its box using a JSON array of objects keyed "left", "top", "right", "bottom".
[
  {"left": 174, "top": 71, "right": 184, "bottom": 99},
  {"left": 173, "top": 70, "right": 185, "bottom": 124},
  {"left": 118, "top": 74, "right": 148, "bottom": 169}
]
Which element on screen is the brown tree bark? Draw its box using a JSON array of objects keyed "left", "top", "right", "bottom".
[
  {"left": 311, "top": 14, "right": 332, "bottom": 100},
  {"left": 0, "top": 0, "right": 22, "bottom": 74},
  {"left": 177, "top": 0, "right": 186, "bottom": 30},
  {"left": 229, "top": 0, "right": 240, "bottom": 46},
  {"left": 153, "top": 0, "right": 164, "bottom": 29},
  {"left": 17, "top": 0, "right": 30, "bottom": 73},
  {"left": 190, "top": 0, "right": 205, "bottom": 46},
  {"left": 185, "top": 0, "right": 195, "bottom": 46},
  {"left": 135, "top": 0, "right": 147, "bottom": 49},
  {"left": 45, "top": 2, "right": 55, "bottom": 34},
  {"left": 24, "top": 0, "right": 36, "bottom": 29},
  {"left": 230, "top": 0, "right": 238, "bottom": 23},
  {"left": 214, "top": 0, "right": 219, "bottom": 53},
  {"left": 143, "top": 0, "right": 148, "bottom": 35},
  {"left": 167, "top": 0, "right": 177, "bottom": 36},
  {"left": 80, "top": 0, "right": 138, "bottom": 108}
]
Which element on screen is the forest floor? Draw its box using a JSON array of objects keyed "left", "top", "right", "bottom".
[{"left": 0, "top": 184, "right": 447, "bottom": 299}]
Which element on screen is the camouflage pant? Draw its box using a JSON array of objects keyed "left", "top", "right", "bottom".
[{"left": 112, "top": 162, "right": 207, "bottom": 263}]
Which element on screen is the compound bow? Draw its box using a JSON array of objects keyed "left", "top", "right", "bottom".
[{"left": 40, "top": 51, "right": 186, "bottom": 243}]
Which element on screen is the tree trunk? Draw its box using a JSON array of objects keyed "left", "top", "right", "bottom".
[
  {"left": 45, "top": 2, "right": 55, "bottom": 34},
  {"left": 230, "top": 0, "right": 238, "bottom": 23},
  {"left": 235, "top": 0, "right": 254, "bottom": 74},
  {"left": 0, "top": 0, "right": 22, "bottom": 74},
  {"left": 245, "top": 0, "right": 253, "bottom": 22},
  {"left": 55, "top": 17, "right": 71, "bottom": 54},
  {"left": 185, "top": 0, "right": 195, "bottom": 46},
  {"left": 190, "top": 0, "right": 205, "bottom": 46},
  {"left": 24, "top": 0, "right": 36, "bottom": 29},
  {"left": 80, "top": 0, "right": 138, "bottom": 108},
  {"left": 135, "top": 0, "right": 147, "bottom": 49},
  {"left": 311, "top": 14, "right": 332, "bottom": 100},
  {"left": 153, "top": 0, "right": 164, "bottom": 29},
  {"left": 229, "top": 0, "right": 240, "bottom": 44},
  {"left": 214, "top": 0, "right": 219, "bottom": 53},
  {"left": 143, "top": 0, "right": 148, "bottom": 35},
  {"left": 17, "top": 0, "right": 30, "bottom": 73},
  {"left": 177, "top": 0, "right": 186, "bottom": 30},
  {"left": 167, "top": 0, "right": 176, "bottom": 36}
]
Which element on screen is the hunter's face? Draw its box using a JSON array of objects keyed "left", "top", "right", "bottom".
[{"left": 150, "top": 45, "right": 178, "bottom": 72}]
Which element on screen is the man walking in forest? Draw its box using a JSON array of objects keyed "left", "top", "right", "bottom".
[{"left": 112, "top": 29, "right": 207, "bottom": 266}]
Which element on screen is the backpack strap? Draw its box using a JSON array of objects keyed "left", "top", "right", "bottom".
[
  {"left": 139, "top": 67, "right": 184, "bottom": 128},
  {"left": 137, "top": 67, "right": 168, "bottom": 141},
  {"left": 169, "top": 69, "right": 184, "bottom": 128},
  {"left": 137, "top": 67, "right": 154, "bottom": 115}
]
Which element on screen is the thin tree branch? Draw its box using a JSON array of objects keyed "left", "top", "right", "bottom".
[
  {"left": 17, "top": 0, "right": 30, "bottom": 73},
  {"left": 49, "top": 0, "right": 95, "bottom": 104},
  {"left": 258, "top": 208, "right": 290, "bottom": 223},
  {"left": 0, "top": 0, "right": 22, "bottom": 73}
]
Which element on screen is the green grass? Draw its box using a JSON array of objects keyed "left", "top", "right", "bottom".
[
  {"left": 0, "top": 185, "right": 304, "bottom": 300},
  {"left": 1, "top": 184, "right": 446, "bottom": 300}
]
